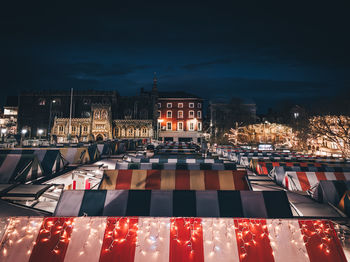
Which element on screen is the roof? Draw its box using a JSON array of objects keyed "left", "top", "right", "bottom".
[{"left": 158, "top": 91, "right": 202, "bottom": 99}]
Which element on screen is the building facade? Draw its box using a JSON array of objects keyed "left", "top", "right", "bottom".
[{"left": 157, "top": 92, "right": 203, "bottom": 142}]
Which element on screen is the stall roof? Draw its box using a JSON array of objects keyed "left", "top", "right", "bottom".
[{"left": 0, "top": 199, "right": 51, "bottom": 216}]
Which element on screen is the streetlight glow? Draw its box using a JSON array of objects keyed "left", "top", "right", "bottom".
[
  {"left": 1, "top": 129, "right": 6, "bottom": 134},
  {"left": 21, "top": 129, "right": 28, "bottom": 135},
  {"left": 38, "top": 129, "right": 44, "bottom": 135}
]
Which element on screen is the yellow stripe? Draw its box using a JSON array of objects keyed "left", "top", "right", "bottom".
[
  {"left": 218, "top": 170, "right": 235, "bottom": 190},
  {"left": 100, "top": 170, "right": 119, "bottom": 190},
  {"left": 130, "top": 170, "right": 147, "bottom": 189},
  {"left": 190, "top": 170, "right": 205, "bottom": 190},
  {"left": 160, "top": 170, "right": 176, "bottom": 190}
]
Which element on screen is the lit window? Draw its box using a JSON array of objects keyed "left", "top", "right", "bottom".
[
  {"left": 189, "top": 110, "right": 194, "bottom": 118},
  {"left": 197, "top": 122, "right": 202, "bottom": 131},
  {"left": 38, "top": 98, "right": 46, "bottom": 106},
  {"left": 178, "top": 110, "right": 183, "bottom": 118},
  {"left": 197, "top": 111, "right": 201, "bottom": 119},
  {"left": 141, "top": 128, "right": 147, "bottom": 136},
  {"left": 189, "top": 122, "right": 194, "bottom": 131},
  {"left": 178, "top": 122, "right": 183, "bottom": 131},
  {"left": 189, "top": 103, "right": 194, "bottom": 108},
  {"left": 178, "top": 103, "right": 183, "bottom": 108},
  {"left": 167, "top": 122, "right": 172, "bottom": 130},
  {"left": 167, "top": 111, "right": 172, "bottom": 118},
  {"left": 167, "top": 103, "right": 172, "bottom": 108}
]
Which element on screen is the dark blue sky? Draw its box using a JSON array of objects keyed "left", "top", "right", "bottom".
[{"left": 1, "top": 1, "right": 349, "bottom": 112}]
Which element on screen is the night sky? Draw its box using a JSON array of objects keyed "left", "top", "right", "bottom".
[{"left": 1, "top": 1, "right": 349, "bottom": 112}]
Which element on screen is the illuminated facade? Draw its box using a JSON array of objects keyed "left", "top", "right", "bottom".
[
  {"left": 227, "top": 122, "right": 296, "bottom": 148},
  {"left": 157, "top": 93, "right": 203, "bottom": 142},
  {"left": 113, "top": 119, "right": 153, "bottom": 139}
]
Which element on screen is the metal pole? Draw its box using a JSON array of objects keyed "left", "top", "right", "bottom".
[{"left": 48, "top": 100, "right": 52, "bottom": 140}]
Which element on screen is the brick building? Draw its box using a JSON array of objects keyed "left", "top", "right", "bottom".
[{"left": 157, "top": 92, "right": 203, "bottom": 142}]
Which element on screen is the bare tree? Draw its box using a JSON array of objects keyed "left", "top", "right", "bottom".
[{"left": 309, "top": 115, "right": 350, "bottom": 158}]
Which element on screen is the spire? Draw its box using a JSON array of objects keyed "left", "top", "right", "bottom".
[{"left": 152, "top": 72, "right": 158, "bottom": 92}]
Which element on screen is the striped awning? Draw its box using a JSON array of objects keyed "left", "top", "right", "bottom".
[
  {"left": 283, "top": 172, "right": 350, "bottom": 192},
  {"left": 115, "top": 162, "right": 236, "bottom": 170},
  {"left": 99, "top": 170, "right": 248, "bottom": 190},
  {"left": 314, "top": 180, "right": 350, "bottom": 206},
  {"left": 0, "top": 217, "right": 346, "bottom": 262},
  {"left": 54, "top": 190, "right": 292, "bottom": 218}
]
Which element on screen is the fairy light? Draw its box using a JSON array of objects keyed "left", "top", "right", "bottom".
[
  {"left": 299, "top": 220, "right": 334, "bottom": 255},
  {"left": 104, "top": 217, "right": 138, "bottom": 252}
]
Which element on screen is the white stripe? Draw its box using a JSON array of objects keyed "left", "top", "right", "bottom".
[
  {"left": 0, "top": 217, "right": 43, "bottom": 262},
  {"left": 186, "top": 159, "right": 196, "bottom": 164},
  {"left": 168, "top": 159, "right": 177, "bottom": 163},
  {"left": 285, "top": 172, "right": 302, "bottom": 191},
  {"left": 202, "top": 218, "right": 239, "bottom": 262},
  {"left": 266, "top": 219, "right": 309, "bottom": 262},
  {"left": 64, "top": 217, "right": 106, "bottom": 262},
  {"left": 343, "top": 172, "right": 350, "bottom": 180},
  {"left": 305, "top": 172, "right": 319, "bottom": 189},
  {"left": 324, "top": 172, "right": 336, "bottom": 180},
  {"left": 134, "top": 217, "right": 170, "bottom": 262}
]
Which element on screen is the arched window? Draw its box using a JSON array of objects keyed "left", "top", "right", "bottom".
[
  {"left": 127, "top": 127, "right": 134, "bottom": 137},
  {"left": 141, "top": 127, "right": 148, "bottom": 136}
]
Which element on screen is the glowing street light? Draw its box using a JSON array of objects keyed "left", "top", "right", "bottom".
[
  {"left": 1, "top": 129, "right": 6, "bottom": 134},
  {"left": 21, "top": 129, "right": 27, "bottom": 135}
]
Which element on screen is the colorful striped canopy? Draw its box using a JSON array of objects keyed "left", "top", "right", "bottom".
[
  {"left": 115, "top": 162, "right": 236, "bottom": 170},
  {"left": 99, "top": 170, "right": 248, "bottom": 190},
  {"left": 54, "top": 190, "right": 291, "bottom": 218},
  {"left": 0, "top": 217, "right": 346, "bottom": 262}
]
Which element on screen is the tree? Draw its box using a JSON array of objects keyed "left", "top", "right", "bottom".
[{"left": 309, "top": 115, "right": 350, "bottom": 158}]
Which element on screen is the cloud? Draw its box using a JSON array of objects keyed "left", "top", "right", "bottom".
[{"left": 181, "top": 58, "right": 233, "bottom": 70}]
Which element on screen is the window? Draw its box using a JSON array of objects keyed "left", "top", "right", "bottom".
[
  {"left": 178, "top": 103, "right": 183, "bottom": 108},
  {"left": 189, "top": 103, "right": 194, "bottom": 108},
  {"left": 178, "top": 110, "right": 183, "bottom": 118},
  {"left": 189, "top": 110, "right": 194, "bottom": 118},
  {"left": 197, "top": 103, "right": 201, "bottom": 108},
  {"left": 197, "top": 122, "right": 202, "bottom": 131},
  {"left": 158, "top": 103, "right": 161, "bottom": 109},
  {"left": 167, "top": 122, "right": 172, "bottom": 130},
  {"left": 83, "top": 126, "right": 88, "bottom": 132},
  {"left": 72, "top": 126, "right": 77, "bottom": 133},
  {"left": 167, "top": 110, "right": 172, "bottom": 118},
  {"left": 157, "top": 111, "right": 161, "bottom": 118},
  {"left": 38, "top": 98, "right": 46, "bottom": 106},
  {"left": 178, "top": 122, "right": 183, "bottom": 131},
  {"left": 197, "top": 111, "right": 201, "bottom": 119},
  {"left": 141, "top": 127, "right": 147, "bottom": 136},
  {"left": 127, "top": 127, "right": 134, "bottom": 136},
  {"left": 167, "top": 103, "right": 172, "bottom": 108},
  {"left": 59, "top": 126, "right": 64, "bottom": 133},
  {"left": 189, "top": 122, "right": 194, "bottom": 131}
]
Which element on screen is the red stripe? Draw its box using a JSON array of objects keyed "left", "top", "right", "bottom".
[
  {"left": 272, "top": 162, "right": 279, "bottom": 167},
  {"left": 262, "top": 166, "right": 268, "bottom": 175},
  {"left": 169, "top": 218, "right": 204, "bottom": 262},
  {"left": 315, "top": 172, "right": 327, "bottom": 182},
  {"left": 233, "top": 170, "right": 249, "bottom": 190},
  {"left": 314, "top": 162, "right": 322, "bottom": 167},
  {"left": 175, "top": 170, "right": 190, "bottom": 190},
  {"left": 145, "top": 170, "right": 161, "bottom": 189},
  {"left": 300, "top": 162, "right": 308, "bottom": 167},
  {"left": 29, "top": 217, "right": 74, "bottom": 262},
  {"left": 99, "top": 217, "right": 138, "bottom": 262},
  {"left": 297, "top": 172, "right": 311, "bottom": 191},
  {"left": 115, "top": 170, "right": 133, "bottom": 189},
  {"left": 334, "top": 172, "right": 346, "bottom": 181},
  {"left": 286, "top": 162, "right": 293, "bottom": 167},
  {"left": 204, "top": 170, "right": 220, "bottom": 190},
  {"left": 234, "top": 219, "right": 274, "bottom": 262},
  {"left": 299, "top": 220, "right": 347, "bottom": 262}
]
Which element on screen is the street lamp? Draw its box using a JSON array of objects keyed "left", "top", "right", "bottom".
[
  {"left": 38, "top": 129, "right": 44, "bottom": 139},
  {"left": 157, "top": 119, "right": 163, "bottom": 141},
  {"left": 1, "top": 128, "right": 6, "bottom": 142},
  {"left": 21, "top": 129, "right": 27, "bottom": 135}
]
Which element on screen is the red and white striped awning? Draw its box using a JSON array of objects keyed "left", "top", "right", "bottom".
[
  {"left": 284, "top": 171, "right": 350, "bottom": 192},
  {"left": 0, "top": 217, "right": 346, "bottom": 262}
]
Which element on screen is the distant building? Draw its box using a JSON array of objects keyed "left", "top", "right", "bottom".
[
  {"left": 157, "top": 92, "right": 203, "bottom": 142},
  {"left": 0, "top": 96, "right": 18, "bottom": 136},
  {"left": 208, "top": 100, "right": 256, "bottom": 143},
  {"left": 18, "top": 86, "right": 157, "bottom": 142}
]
